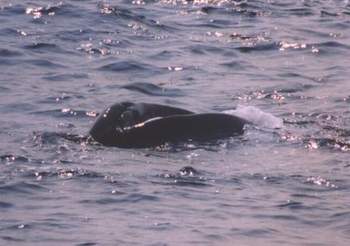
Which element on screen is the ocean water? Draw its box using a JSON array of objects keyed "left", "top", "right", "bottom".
[{"left": 1, "top": 0, "right": 350, "bottom": 245}]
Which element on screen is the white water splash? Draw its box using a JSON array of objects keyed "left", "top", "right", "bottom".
[{"left": 223, "top": 105, "right": 283, "bottom": 129}]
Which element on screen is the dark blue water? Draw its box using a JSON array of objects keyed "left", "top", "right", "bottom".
[{"left": 1, "top": 0, "right": 350, "bottom": 245}]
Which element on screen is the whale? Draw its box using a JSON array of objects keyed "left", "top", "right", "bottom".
[{"left": 89, "top": 102, "right": 247, "bottom": 148}]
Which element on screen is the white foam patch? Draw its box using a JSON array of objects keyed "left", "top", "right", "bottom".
[{"left": 223, "top": 105, "right": 283, "bottom": 129}]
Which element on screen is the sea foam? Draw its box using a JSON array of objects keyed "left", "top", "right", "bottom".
[{"left": 223, "top": 105, "right": 283, "bottom": 129}]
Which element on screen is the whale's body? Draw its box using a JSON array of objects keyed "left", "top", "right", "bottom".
[{"left": 89, "top": 102, "right": 247, "bottom": 148}]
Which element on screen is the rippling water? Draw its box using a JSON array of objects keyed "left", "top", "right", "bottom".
[{"left": 1, "top": 0, "right": 350, "bottom": 245}]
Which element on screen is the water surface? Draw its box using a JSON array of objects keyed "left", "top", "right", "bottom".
[{"left": 1, "top": 0, "right": 350, "bottom": 245}]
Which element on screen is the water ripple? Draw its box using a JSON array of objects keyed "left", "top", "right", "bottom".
[
  {"left": 23, "top": 42, "right": 71, "bottom": 55},
  {"left": 98, "top": 60, "right": 164, "bottom": 76},
  {"left": 32, "top": 108, "right": 96, "bottom": 118},
  {"left": 0, "top": 48, "right": 22, "bottom": 57},
  {"left": 235, "top": 42, "right": 278, "bottom": 53},
  {"left": 0, "top": 155, "right": 29, "bottom": 164},
  {"left": 0, "top": 181, "right": 47, "bottom": 195},
  {"left": 0, "top": 201, "right": 13, "bottom": 209},
  {"left": 154, "top": 166, "right": 213, "bottom": 187},
  {"left": 121, "top": 82, "right": 185, "bottom": 97},
  {"left": 80, "top": 193, "right": 159, "bottom": 205}
]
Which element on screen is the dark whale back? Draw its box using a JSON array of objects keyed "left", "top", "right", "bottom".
[{"left": 89, "top": 102, "right": 247, "bottom": 148}]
